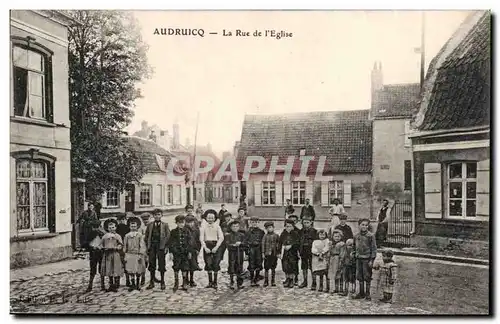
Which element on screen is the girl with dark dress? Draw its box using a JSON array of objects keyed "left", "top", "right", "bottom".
[
  {"left": 280, "top": 219, "right": 300, "bottom": 288},
  {"left": 375, "top": 199, "right": 391, "bottom": 247}
]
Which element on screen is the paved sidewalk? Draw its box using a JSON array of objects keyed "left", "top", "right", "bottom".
[{"left": 11, "top": 257, "right": 88, "bottom": 283}]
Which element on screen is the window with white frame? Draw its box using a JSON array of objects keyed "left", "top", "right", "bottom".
[
  {"left": 106, "top": 189, "right": 120, "bottom": 207},
  {"left": 292, "top": 181, "right": 306, "bottom": 205},
  {"left": 166, "top": 185, "right": 173, "bottom": 204},
  {"left": 448, "top": 162, "right": 477, "bottom": 218},
  {"left": 262, "top": 181, "right": 276, "bottom": 205},
  {"left": 155, "top": 184, "right": 163, "bottom": 206},
  {"left": 329, "top": 181, "right": 344, "bottom": 205},
  {"left": 139, "top": 184, "right": 152, "bottom": 206},
  {"left": 12, "top": 45, "right": 48, "bottom": 120},
  {"left": 16, "top": 159, "right": 48, "bottom": 232}
]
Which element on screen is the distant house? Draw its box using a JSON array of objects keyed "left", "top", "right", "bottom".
[
  {"left": 10, "top": 10, "right": 77, "bottom": 268},
  {"left": 410, "top": 11, "right": 490, "bottom": 248},
  {"left": 237, "top": 111, "right": 373, "bottom": 219},
  {"left": 209, "top": 145, "right": 240, "bottom": 204},
  {"left": 100, "top": 136, "right": 187, "bottom": 217},
  {"left": 370, "top": 62, "right": 421, "bottom": 207}
]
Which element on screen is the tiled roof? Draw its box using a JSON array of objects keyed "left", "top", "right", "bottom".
[
  {"left": 416, "top": 11, "right": 490, "bottom": 131},
  {"left": 373, "top": 83, "right": 421, "bottom": 119},
  {"left": 124, "top": 136, "right": 175, "bottom": 173},
  {"left": 237, "top": 110, "right": 372, "bottom": 175}
]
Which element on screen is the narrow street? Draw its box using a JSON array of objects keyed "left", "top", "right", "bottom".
[{"left": 10, "top": 251, "right": 488, "bottom": 315}]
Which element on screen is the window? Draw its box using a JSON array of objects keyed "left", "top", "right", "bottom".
[
  {"left": 139, "top": 184, "right": 152, "bottom": 206},
  {"left": 166, "top": 185, "right": 173, "bottom": 204},
  {"left": 329, "top": 181, "right": 343, "bottom": 205},
  {"left": 404, "top": 160, "right": 412, "bottom": 190},
  {"left": 299, "top": 148, "right": 306, "bottom": 156},
  {"left": 292, "top": 181, "right": 306, "bottom": 205},
  {"left": 106, "top": 189, "right": 119, "bottom": 207},
  {"left": 155, "top": 184, "right": 163, "bottom": 206},
  {"left": 447, "top": 162, "right": 477, "bottom": 218},
  {"left": 12, "top": 45, "right": 48, "bottom": 120},
  {"left": 16, "top": 159, "right": 48, "bottom": 232},
  {"left": 262, "top": 181, "right": 276, "bottom": 205}
]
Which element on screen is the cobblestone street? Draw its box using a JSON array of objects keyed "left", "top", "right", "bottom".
[{"left": 10, "top": 252, "right": 489, "bottom": 315}]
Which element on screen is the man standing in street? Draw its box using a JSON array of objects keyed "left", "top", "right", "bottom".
[
  {"left": 144, "top": 209, "right": 170, "bottom": 290},
  {"left": 300, "top": 198, "right": 316, "bottom": 222}
]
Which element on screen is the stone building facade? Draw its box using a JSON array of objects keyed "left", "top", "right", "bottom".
[{"left": 10, "top": 10, "right": 76, "bottom": 268}]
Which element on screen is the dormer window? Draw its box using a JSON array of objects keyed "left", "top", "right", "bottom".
[{"left": 299, "top": 148, "right": 306, "bottom": 156}]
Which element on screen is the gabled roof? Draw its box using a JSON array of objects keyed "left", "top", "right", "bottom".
[
  {"left": 237, "top": 110, "right": 372, "bottom": 175},
  {"left": 124, "top": 136, "right": 175, "bottom": 173},
  {"left": 414, "top": 11, "right": 491, "bottom": 131},
  {"left": 373, "top": 83, "right": 421, "bottom": 119}
]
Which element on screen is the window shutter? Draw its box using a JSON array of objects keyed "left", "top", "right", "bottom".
[
  {"left": 181, "top": 185, "right": 186, "bottom": 205},
  {"left": 275, "top": 181, "right": 283, "bottom": 206},
  {"left": 306, "top": 181, "right": 313, "bottom": 202},
  {"left": 424, "top": 163, "right": 442, "bottom": 219},
  {"left": 343, "top": 180, "right": 352, "bottom": 207},
  {"left": 174, "top": 186, "right": 180, "bottom": 205},
  {"left": 254, "top": 181, "right": 262, "bottom": 206},
  {"left": 321, "top": 181, "right": 329, "bottom": 206},
  {"left": 283, "top": 181, "right": 291, "bottom": 201},
  {"left": 476, "top": 159, "right": 490, "bottom": 217}
]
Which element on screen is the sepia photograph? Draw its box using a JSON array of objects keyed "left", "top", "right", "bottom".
[{"left": 8, "top": 9, "right": 491, "bottom": 315}]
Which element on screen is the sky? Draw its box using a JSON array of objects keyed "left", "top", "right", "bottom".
[{"left": 126, "top": 10, "right": 473, "bottom": 156}]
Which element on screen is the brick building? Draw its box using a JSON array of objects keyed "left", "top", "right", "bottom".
[{"left": 237, "top": 110, "right": 372, "bottom": 220}]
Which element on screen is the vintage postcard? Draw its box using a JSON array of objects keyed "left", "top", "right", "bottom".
[{"left": 9, "top": 10, "right": 490, "bottom": 315}]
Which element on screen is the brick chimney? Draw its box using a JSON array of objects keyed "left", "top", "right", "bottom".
[{"left": 370, "top": 61, "right": 384, "bottom": 119}]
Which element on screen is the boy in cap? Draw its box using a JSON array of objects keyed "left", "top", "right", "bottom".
[
  {"left": 280, "top": 219, "right": 300, "bottom": 288},
  {"left": 261, "top": 221, "right": 280, "bottom": 287},
  {"left": 353, "top": 218, "right": 377, "bottom": 300},
  {"left": 244, "top": 216, "right": 265, "bottom": 286},
  {"left": 298, "top": 215, "right": 317, "bottom": 289},
  {"left": 144, "top": 208, "right": 170, "bottom": 290},
  {"left": 168, "top": 215, "right": 194, "bottom": 292},
  {"left": 225, "top": 220, "right": 247, "bottom": 289}
]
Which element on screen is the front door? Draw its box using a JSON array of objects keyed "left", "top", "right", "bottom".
[
  {"left": 224, "top": 186, "right": 232, "bottom": 203},
  {"left": 125, "top": 184, "right": 135, "bottom": 212}
]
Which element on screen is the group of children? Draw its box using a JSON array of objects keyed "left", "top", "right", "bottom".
[{"left": 83, "top": 204, "right": 397, "bottom": 304}]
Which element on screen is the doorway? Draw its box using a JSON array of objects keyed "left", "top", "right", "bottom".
[{"left": 125, "top": 184, "right": 135, "bottom": 212}]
